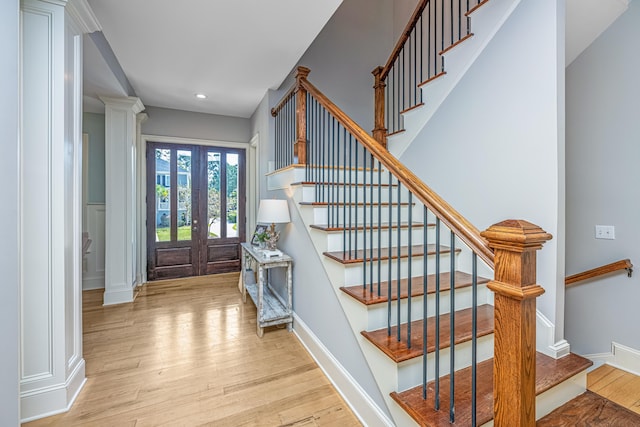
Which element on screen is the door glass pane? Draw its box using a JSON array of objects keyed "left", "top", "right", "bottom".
[
  {"left": 155, "top": 149, "right": 171, "bottom": 242},
  {"left": 207, "top": 152, "right": 221, "bottom": 239},
  {"left": 226, "top": 153, "right": 239, "bottom": 238},
  {"left": 177, "top": 149, "right": 192, "bottom": 241}
]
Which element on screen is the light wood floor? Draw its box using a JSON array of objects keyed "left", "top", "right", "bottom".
[
  {"left": 588, "top": 364, "right": 640, "bottom": 414},
  {"left": 23, "top": 273, "right": 361, "bottom": 427}
]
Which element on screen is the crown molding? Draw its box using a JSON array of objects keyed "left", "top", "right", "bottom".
[{"left": 66, "top": 0, "right": 101, "bottom": 33}]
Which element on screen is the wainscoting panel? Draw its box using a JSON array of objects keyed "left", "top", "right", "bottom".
[{"left": 83, "top": 203, "right": 105, "bottom": 290}]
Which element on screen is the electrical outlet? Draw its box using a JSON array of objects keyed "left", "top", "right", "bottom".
[{"left": 595, "top": 225, "right": 615, "bottom": 240}]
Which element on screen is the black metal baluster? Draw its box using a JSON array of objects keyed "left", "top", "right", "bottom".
[
  {"left": 420, "top": 13, "right": 424, "bottom": 84},
  {"left": 451, "top": 0, "right": 454, "bottom": 48},
  {"left": 459, "top": 0, "right": 462, "bottom": 42},
  {"left": 441, "top": 0, "right": 445, "bottom": 72},
  {"left": 327, "top": 116, "right": 336, "bottom": 227},
  {"left": 362, "top": 144, "right": 367, "bottom": 290},
  {"left": 472, "top": 252, "right": 478, "bottom": 427},
  {"left": 353, "top": 135, "right": 360, "bottom": 257},
  {"left": 387, "top": 171, "right": 393, "bottom": 336},
  {"left": 435, "top": 218, "right": 441, "bottom": 410},
  {"left": 422, "top": 206, "right": 428, "bottom": 399},
  {"left": 377, "top": 160, "right": 382, "bottom": 296},
  {"left": 413, "top": 25, "right": 417, "bottom": 106},
  {"left": 306, "top": 98, "right": 311, "bottom": 182},
  {"left": 348, "top": 133, "right": 353, "bottom": 259},
  {"left": 449, "top": 230, "right": 456, "bottom": 423},
  {"left": 396, "top": 182, "right": 402, "bottom": 342},
  {"left": 332, "top": 117, "right": 337, "bottom": 228},
  {"left": 407, "top": 192, "right": 413, "bottom": 348},
  {"left": 342, "top": 127, "right": 347, "bottom": 254},
  {"left": 467, "top": 0, "right": 471, "bottom": 37},
  {"left": 369, "top": 154, "right": 374, "bottom": 293}
]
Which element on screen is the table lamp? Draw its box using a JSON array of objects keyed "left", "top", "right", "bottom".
[{"left": 256, "top": 199, "right": 290, "bottom": 250}]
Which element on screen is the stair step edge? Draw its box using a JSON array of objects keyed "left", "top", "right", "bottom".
[{"left": 340, "top": 271, "right": 490, "bottom": 305}]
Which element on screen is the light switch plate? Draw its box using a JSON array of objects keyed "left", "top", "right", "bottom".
[{"left": 595, "top": 225, "right": 615, "bottom": 240}]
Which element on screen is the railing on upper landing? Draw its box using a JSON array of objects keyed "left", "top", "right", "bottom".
[
  {"left": 373, "top": 0, "right": 486, "bottom": 146},
  {"left": 271, "top": 65, "right": 552, "bottom": 426}
]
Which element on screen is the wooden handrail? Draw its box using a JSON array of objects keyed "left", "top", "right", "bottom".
[
  {"left": 565, "top": 259, "right": 633, "bottom": 286},
  {"left": 380, "top": 0, "right": 429, "bottom": 81},
  {"left": 298, "top": 73, "right": 494, "bottom": 268},
  {"left": 271, "top": 83, "right": 298, "bottom": 117}
]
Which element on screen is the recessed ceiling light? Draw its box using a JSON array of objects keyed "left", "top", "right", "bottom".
[{"left": 195, "top": 93, "right": 207, "bottom": 99}]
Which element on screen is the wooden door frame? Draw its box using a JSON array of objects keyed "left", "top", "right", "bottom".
[{"left": 138, "top": 135, "right": 252, "bottom": 283}]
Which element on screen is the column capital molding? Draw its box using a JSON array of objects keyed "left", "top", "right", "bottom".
[
  {"left": 66, "top": 0, "right": 101, "bottom": 33},
  {"left": 136, "top": 112, "right": 149, "bottom": 125},
  {"left": 100, "top": 96, "right": 145, "bottom": 114},
  {"left": 24, "top": 0, "right": 69, "bottom": 7}
]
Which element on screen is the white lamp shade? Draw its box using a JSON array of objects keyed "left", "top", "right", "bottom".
[{"left": 257, "top": 199, "right": 290, "bottom": 224}]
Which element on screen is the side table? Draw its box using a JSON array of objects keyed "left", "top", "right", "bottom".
[{"left": 240, "top": 243, "right": 293, "bottom": 337}]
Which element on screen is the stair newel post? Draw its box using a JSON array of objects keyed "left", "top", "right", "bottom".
[
  {"left": 372, "top": 66, "right": 387, "bottom": 148},
  {"left": 480, "top": 220, "right": 552, "bottom": 427},
  {"left": 295, "top": 66, "right": 310, "bottom": 165}
]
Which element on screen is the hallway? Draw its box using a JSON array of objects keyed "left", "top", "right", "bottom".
[{"left": 24, "top": 273, "right": 360, "bottom": 426}]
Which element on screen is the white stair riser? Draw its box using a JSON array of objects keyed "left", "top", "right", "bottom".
[
  {"left": 322, "top": 227, "right": 430, "bottom": 252},
  {"left": 364, "top": 284, "right": 492, "bottom": 330},
  {"left": 397, "top": 335, "right": 495, "bottom": 391},
  {"left": 340, "top": 254, "right": 460, "bottom": 287},
  {"left": 304, "top": 168, "right": 390, "bottom": 184},
  {"left": 298, "top": 184, "right": 410, "bottom": 204},
  {"left": 310, "top": 204, "right": 414, "bottom": 225}
]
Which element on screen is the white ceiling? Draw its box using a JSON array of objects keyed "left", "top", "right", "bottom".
[
  {"left": 83, "top": 0, "right": 631, "bottom": 118},
  {"left": 85, "top": 0, "right": 342, "bottom": 118}
]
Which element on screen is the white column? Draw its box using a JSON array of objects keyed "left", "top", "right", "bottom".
[
  {"left": 19, "top": 0, "right": 86, "bottom": 420},
  {"left": 101, "top": 96, "right": 145, "bottom": 305},
  {"left": 1, "top": 0, "right": 20, "bottom": 425}
]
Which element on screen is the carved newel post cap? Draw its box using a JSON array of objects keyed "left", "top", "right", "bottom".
[
  {"left": 296, "top": 66, "right": 311, "bottom": 80},
  {"left": 481, "top": 219, "right": 552, "bottom": 252}
]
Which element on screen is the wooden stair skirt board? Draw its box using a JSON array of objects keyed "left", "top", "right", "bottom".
[
  {"left": 362, "top": 305, "right": 494, "bottom": 363},
  {"left": 391, "top": 353, "right": 593, "bottom": 426},
  {"left": 340, "top": 271, "right": 490, "bottom": 305},
  {"left": 538, "top": 390, "right": 640, "bottom": 426}
]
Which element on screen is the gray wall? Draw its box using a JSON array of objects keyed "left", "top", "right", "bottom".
[
  {"left": 400, "top": 0, "right": 566, "bottom": 339},
  {"left": 142, "top": 106, "right": 251, "bottom": 143},
  {"left": 250, "top": 0, "right": 396, "bottom": 417},
  {"left": 275, "top": 0, "right": 393, "bottom": 133},
  {"left": 565, "top": 1, "right": 640, "bottom": 355},
  {"left": 83, "top": 112, "right": 106, "bottom": 203},
  {"left": 0, "top": 0, "right": 20, "bottom": 424}
]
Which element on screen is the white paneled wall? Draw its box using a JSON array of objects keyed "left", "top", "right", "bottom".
[
  {"left": 83, "top": 203, "right": 106, "bottom": 289},
  {"left": 20, "top": 0, "right": 86, "bottom": 421}
]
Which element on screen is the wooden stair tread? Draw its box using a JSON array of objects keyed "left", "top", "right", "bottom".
[
  {"left": 401, "top": 102, "right": 425, "bottom": 115},
  {"left": 362, "top": 305, "right": 494, "bottom": 363},
  {"left": 537, "top": 390, "right": 640, "bottom": 426},
  {"left": 391, "top": 353, "right": 592, "bottom": 426},
  {"left": 324, "top": 244, "right": 460, "bottom": 265},
  {"left": 311, "top": 222, "right": 430, "bottom": 233},
  {"left": 340, "top": 271, "right": 490, "bottom": 305}
]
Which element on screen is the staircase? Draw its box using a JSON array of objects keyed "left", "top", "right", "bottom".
[{"left": 267, "top": 0, "right": 599, "bottom": 425}]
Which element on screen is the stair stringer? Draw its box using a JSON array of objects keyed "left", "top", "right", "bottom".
[{"left": 388, "top": 0, "right": 523, "bottom": 159}]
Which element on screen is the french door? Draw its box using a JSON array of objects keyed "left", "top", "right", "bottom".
[{"left": 146, "top": 142, "right": 246, "bottom": 280}]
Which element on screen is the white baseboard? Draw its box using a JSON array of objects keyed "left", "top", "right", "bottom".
[
  {"left": 582, "top": 342, "right": 640, "bottom": 376},
  {"left": 82, "top": 274, "right": 104, "bottom": 290},
  {"left": 292, "top": 313, "right": 395, "bottom": 427},
  {"left": 103, "top": 283, "right": 135, "bottom": 305},
  {"left": 536, "top": 311, "right": 571, "bottom": 358},
  {"left": 20, "top": 359, "right": 86, "bottom": 423}
]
